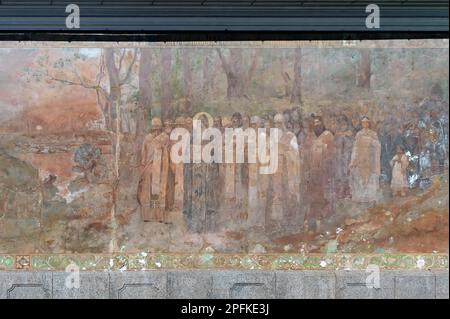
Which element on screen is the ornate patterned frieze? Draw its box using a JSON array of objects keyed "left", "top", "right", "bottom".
[{"left": 0, "top": 254, "right": 447, "bottom": 272}]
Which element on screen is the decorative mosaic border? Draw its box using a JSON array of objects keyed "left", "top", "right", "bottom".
[{"left": 0, "top": 254, "right": 447, "bottom": 271}]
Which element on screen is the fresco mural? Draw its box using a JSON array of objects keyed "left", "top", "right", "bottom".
[{"left": 0, "top": 40, "right": 448, "bottom": 259}]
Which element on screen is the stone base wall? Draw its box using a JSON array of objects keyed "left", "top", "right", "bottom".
[{"left": 0, "top": 270, "right": 448, "bottom": 299}]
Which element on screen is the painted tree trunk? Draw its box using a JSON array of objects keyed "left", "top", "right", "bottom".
[
  {"left": 161, "top": 48, "right": 172, "bottom": 120},
  {"left": 290, "top": 48, "right": 303, "bottom": 104},
  {"left": 280, "top": 51, "right": 291, "bottom": 98},
  {"left": 104, "top": 48, "right": 121, "bottom": 132},
  {"left": 358, "top": 49, "right": 371, "bottom": 89},
  {"left": 183, "top": 48, "right": 193, "bottom": 115},
  {"left": 218, "top": 48, "right": 258, "bottom": 99},
  {"left": 227, "top": 48, "right": 245, "bottom": 98},
  {"left": 137, "top": 48, "right": 153, "bottom": 136},
  {"left": 203, "top": 51, "right": 213, "bottom": 97}
]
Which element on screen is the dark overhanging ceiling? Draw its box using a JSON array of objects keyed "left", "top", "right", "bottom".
[{"left": 0, "top": 0, "right": 448, "bottom": 40}]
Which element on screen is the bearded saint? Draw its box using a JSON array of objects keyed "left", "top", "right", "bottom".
[{"left": 304, "top": 115, "right": 336, "bottom": 231}]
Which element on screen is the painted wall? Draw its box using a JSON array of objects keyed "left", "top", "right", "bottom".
[{"left": 0, "top": 40, "right": 448, "bottom": 259}]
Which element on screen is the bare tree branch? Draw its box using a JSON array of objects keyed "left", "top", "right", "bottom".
[{"left": 216, "top": 48, "right": 230, "bottom": 74}]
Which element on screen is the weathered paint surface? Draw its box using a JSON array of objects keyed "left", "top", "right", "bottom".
[{"left": 0, "top": 41, "right": 448, "bottom": 269}]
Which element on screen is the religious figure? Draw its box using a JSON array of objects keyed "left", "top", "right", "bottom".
[
  {"left": 349, "top": 116, "right": 381, "bottom": 203},
  {"left": 247, "top": 115, "right": 266, "bottom": 228},
  {"left": 304, "top": 115, "right": 336, "bottom": 230},
  {"left": 169, "top": 117, "right": 187, "bottom": 212},
  {"left": 269, "top": 113, "right": 301, "bottom": 227},
  {"left": 182, "top": 117, "right": 194, "bottom": 227},
  {"left": 379, "top": 119, "right": 402, "bottom": 184},
  {"left": 184, "top": 114, "right": 220, "bottom": 233},
  {"left": 164, "top": 119, "right": 176, "bottom": 212},
  {"left": 222, "top": 112, "right": 248, "bottom": 222},
  {"left": 298, "top": 117, "right": 315, "bottom": 227},
  {"left": 137, "top": 117, "right": 170, "bottom": 222},
  {"left": 334, "top": 115, "right": 354, "bottom": 199},
  {"left": 259, "top": 116, "right": 274, "bottom": 228},
  {"left": 390, "top": 145, "right": 410, "bottom": 197}
]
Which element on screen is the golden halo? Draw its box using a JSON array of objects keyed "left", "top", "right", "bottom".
[{"left": 192, "top": 111, "right": 214, "bottom": 128}]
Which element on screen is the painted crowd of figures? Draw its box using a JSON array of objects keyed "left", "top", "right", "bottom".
[{"left": 137, "top": 87, "right": 448, "bottom": 233}]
